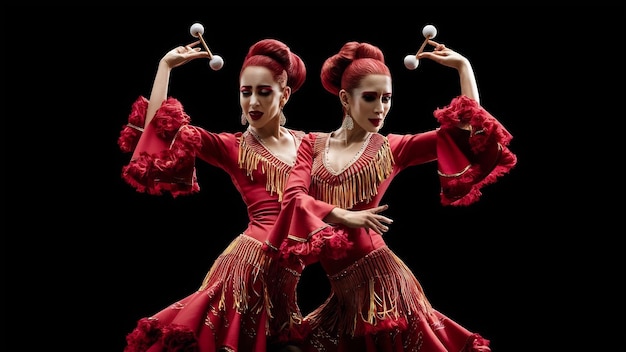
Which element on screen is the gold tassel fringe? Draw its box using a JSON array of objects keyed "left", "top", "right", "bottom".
[
  {"left": 311, "top": 134, "right": 394, "bottom": 209},
  {"left": 306, "top": 246, "right": 433, "bottom": 337},
  {"left": 238, "top": 132, "right": 292, "bottom": 202},
  {"left": 198, "top": 234, "right": 271, "bottom": 320}
]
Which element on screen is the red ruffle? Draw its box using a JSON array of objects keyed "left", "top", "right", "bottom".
[
  {"left": 124, "top": 318, "right": 162, "bottom": 352},
  {"left": 279, "top": 226, "right": 353, "bottom": 261},
  {"left": 118, "top": 96, "right": 148, "bottom": 153},
  {"left": 151, "top": 98, "right": 192, "bottom": 141},
  {"left": 465, "top": 333, "right": 491, "bottom": 352},
  {"left": 121, "top": 97, "right": 201, "bottom": 198},
  {"left": 434, "top": 95, "right": 517, "bottom": 206},
  {"left": 435, "top": 95, "right": 513, "bottom": 152},
  {"left": 124, "top": 317, "right": 199, "bottom": 352},
  {"left": 441, "top": 146, "right": 517, "bottom": 206}
]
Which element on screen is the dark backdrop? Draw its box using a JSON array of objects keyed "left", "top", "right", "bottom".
[{"left": 4, "top": 5, "right": 624, "bottom": 352}]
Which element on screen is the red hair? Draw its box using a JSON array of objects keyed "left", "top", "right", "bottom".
[
  {"left": 320, "top": 41, "right": 390, "bottom": 96},
  {"left": 240, "top": 39, "right": 306, "bottom": 93}
]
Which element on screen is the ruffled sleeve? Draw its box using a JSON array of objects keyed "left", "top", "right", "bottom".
[
  {"left": 434, "top": 95, "right": 517, "bottom": 206},
  {"left": 264, "top": 134, "right": 350, "bottom": 263},
  {"left": 117, "top": 96, "right": 148, "bottom": 153},
  {"left": 120, "top": 96, "right": 202, "bottom": 198}
]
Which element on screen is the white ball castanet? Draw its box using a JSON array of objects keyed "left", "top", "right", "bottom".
[{"left": 403, "top": 55, "right": 419, "bottom": 70}]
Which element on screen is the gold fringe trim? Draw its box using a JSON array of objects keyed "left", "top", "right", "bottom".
[
  {"left": 198, "top": 234, "right": 272, "bottom": 322},
  {"left": 238, "top": 131, "right": 296, "bottom": 202},
  {"left": 311, "top": 133, "right": 394, "bottom": 209},
  {"left": 267, "top": 261, "right": 304, "bottom": 334},
  {"left": 306, "top": 246, "right": 433, "bottom": 337}
]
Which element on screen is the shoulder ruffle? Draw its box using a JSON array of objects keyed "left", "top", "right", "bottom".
[
  {"left": 121, "top": 97, "right": 202, "bottom": 198},
  {"left": 118, "top": 96, "right": 148, "bottom": 153},
  {"left": 434, "top": 95, "right": 517, "bottom": 206}
]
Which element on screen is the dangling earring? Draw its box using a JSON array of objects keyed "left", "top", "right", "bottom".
[
  {"left": 342, "top": 114, "right": 354, "bottom": 130},
  {"left": 279, "top": 110, "right": 286, "bottom": 126},
  {"left": 241, "top": 113, "right": 247, "bottom": 125}
]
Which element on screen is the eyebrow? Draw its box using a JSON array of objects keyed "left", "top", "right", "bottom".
[
  {"left": 240, "top": 85, "right": 274, "bottom": 89},
  {"left": 361, "top": 91, "right": 392, "bottom": 96}
]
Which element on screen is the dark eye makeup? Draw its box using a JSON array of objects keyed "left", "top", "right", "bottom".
[{"left": 240, "top": 86, "right": 274, "bottom": 97}]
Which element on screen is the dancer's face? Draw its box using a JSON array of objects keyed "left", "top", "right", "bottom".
[
  {"left": 240, "top": 66, "right": 288, "bottom": 128},
  {"left": 341, "top": 74, "right": 392, "bottom": 133}
]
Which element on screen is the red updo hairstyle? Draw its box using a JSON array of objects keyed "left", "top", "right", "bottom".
[
  {"left": 320, "top": 41, "right": 390, "bottom": 96},
  {"left": 240, "top": 38, "right": 306, "bottom": 93}
]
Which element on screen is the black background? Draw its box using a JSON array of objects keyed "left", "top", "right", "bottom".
[{"left": 3, "top": 5, "right": 624, "bottom": 352}]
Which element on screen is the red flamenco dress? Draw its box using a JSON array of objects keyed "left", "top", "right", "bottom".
[
  {"left": 266, "top": 96, "right": 517, "bottom": 352},
  {"left": 118, "top": 96, "right": 306, "bottom": 352}
]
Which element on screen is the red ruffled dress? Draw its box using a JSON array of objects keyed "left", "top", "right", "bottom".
[
  {"left": 266, "top": 96, "right": 517, "bottom": 352},
  {"left": 118, "top": 96, "right": 307, "bottom": 352}
]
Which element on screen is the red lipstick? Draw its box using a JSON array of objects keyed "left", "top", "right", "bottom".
[{"left": 249, "top": 111, "right": 263, "bottom": 121}]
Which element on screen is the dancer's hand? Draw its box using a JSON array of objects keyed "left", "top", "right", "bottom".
[
  {"left": 328, "top": 204, "right": 393, "bottom": 235},
  {"left": 417, "top": 40, "right": 470, "bottom": 70},
  {"left": 161, "top": 40, "right": 211, "bottom": 69}
]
